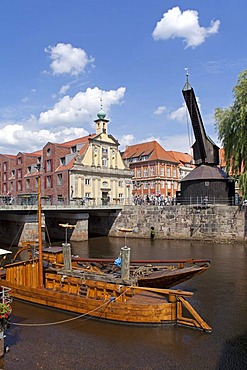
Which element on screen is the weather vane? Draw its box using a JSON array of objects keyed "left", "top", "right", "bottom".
[{"left": 185, "top": 67, "right": 189, "bottom": 81}]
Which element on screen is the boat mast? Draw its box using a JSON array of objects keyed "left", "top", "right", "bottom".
[{"left": 38, "top": 175, "right": 44, "bottom": 288}]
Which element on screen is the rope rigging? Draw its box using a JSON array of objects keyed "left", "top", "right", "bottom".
[{"left": 11, "top": 299, "right": 112, "bottom": 327}]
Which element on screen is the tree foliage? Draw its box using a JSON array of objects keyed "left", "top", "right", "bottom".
[{"left": 214, "top": 70, "right": 247, "bottom": 197}]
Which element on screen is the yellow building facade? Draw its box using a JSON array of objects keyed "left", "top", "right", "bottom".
[{"left": 69, "top": 110, "right": 133, "bottom": 205}]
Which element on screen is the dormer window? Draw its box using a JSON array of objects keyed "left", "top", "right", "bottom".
[
  {"left": 60, "top": 157, "right": 66, "bottom": 166},
  {"left": 71, "top": 146, "right": 77, "bottom": 153}
]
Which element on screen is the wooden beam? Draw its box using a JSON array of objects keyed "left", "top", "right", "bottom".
[
  {"left": 178, "top": 296, "right": 212, "bottom": 332},
  {"left": 130, "top": 285, "right": 193, "bottom": 297}
]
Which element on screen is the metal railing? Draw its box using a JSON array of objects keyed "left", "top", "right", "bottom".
[
  {"left": 175, "top": 196, "right": 236, "bottom": 206},
  {"left": 0, "top": 195, "right": 239, "bottom": 209},
  {"left": 0, "top": 196, "right": 134, "bottom": 209}
]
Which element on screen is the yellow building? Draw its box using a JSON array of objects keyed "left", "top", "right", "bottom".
[{"left": 68, "top": 108, "right": 133, "bottom": 205}]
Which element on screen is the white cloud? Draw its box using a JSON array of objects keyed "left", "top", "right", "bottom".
[
  {"left": 22, "top": 97, "right": 29, "bottom": 103},
  {"left": 152, "top": 7, "right": 220, "bottom": 48},
  {"left": 0, "top": 123, "right": 88, "bottom": 153},
  {"left": 45, "top": 43, "right": 95, "bottom": 76},
  {"left": 169, "top": 102, "right": 187, "bottom": 122},
  {"left": 0, "top": 86, "right": 126, "bottom": 153},
  {"left": 158, "top": 135, "right": 193, "bottom": 153},
  {"left": 153, "top": 105, "right": 166, "bottom": 115},
  {"left": 119, "top": 134, "right": 135, "bottom": 150},
  {"left": 169, "top": 98, "right": 201, "bottom": 123},
  {"left": 59, "top": 84, "right": 70, "bottom": 95},
  {"left": 142, "top": 134, "right": 193, "bottom": 153},
  {"left": 38, "top": 86, "right": 126, "bottom": 127}
]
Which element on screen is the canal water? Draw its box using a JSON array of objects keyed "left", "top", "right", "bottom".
[{"left": 1, "top": 237, "right": 247, "bottom": 370}]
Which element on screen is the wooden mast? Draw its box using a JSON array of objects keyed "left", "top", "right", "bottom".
[{"left": 38, "top": 176, "right": 44, "bottom": 288}]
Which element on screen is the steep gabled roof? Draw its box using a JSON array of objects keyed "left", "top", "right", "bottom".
[
  {"left": 0, "top": 153, "right": 16, "bottom": 159},
  {"left": 55, "top": 141, "right": 90, "bottom": 172},
  {"left": 16, "top": 150, "right": 42, "bottom": 158},
  {"left": 122, "top": 141, "right": 179, "bottom": 163}
]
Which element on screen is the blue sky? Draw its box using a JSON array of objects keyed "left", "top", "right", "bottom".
[{"left": 0, "top": 0, "right": 246, "bottom": 155}]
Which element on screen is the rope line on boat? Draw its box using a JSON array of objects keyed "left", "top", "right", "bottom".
[{"left": 11, "top": 299, "right": 113, "bottom": 327}]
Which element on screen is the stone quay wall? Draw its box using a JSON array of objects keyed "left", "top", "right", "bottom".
[{"left": 109, "top": 205, "right": 247, "bottom": 243}]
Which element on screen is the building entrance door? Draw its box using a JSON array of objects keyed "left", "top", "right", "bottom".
[{"left": 102, "top": 191, "right": 109, "bottom": 205}]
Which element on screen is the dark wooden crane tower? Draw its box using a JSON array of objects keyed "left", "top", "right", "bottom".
[{"left": 177, "top": 73, "right": 235, "bottom": 205}]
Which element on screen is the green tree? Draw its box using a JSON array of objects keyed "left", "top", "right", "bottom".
[{"left": 215, "top": 70, "right": 247, "bottom": 197}]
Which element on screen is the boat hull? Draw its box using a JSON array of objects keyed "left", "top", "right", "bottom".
[
  {"left": 137, "top": 265, "right": 209, "bottom": 289},
  {"left": 4, "top": 281, "right": 174, "bottom": 325}
]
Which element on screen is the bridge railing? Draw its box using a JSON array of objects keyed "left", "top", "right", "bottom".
[
  {"left": 0, "top": 196, "right": 134, "bottom": 209},
  {"left": 0, "top": 195, "right": 239, "bottom": 209}
]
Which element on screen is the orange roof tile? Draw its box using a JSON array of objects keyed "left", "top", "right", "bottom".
[
  {"left": 167, "top": 150, "right": 193, "bottom": 166},
  {"left": 122, "top": 141, "right": 179, "bottom": 163},
  {"left": 0, "top": 154, "right": 16, "bottom": 159}
]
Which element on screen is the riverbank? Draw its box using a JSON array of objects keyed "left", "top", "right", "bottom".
[{"left": 109, "top": 205, "right": 247, "bottom": 243}]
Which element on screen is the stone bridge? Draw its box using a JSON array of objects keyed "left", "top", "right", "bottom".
[
  {"left": 0, "top": 204, "right": 247, "bottom": 245},
  {"left": 0, "top": 204, "right": 122, "bottom": 245}
]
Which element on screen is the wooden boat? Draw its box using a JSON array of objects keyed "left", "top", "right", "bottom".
[
  {"left": 71, "top": 257, "right": 210, "bottom": 289},
  {"left": 0, "top": 249, "right": 212, "bottom": 331},
  {"left": 136, "top": 262, "right": 209, "bottom": 288},
  {"left": 13, "top": 245, "right": 210, "bottom": 289},
  {"left": 0, "top": 256, "right": 211, "bottom": 330},
  {"left": 0, "top": 179, "right": 211, "bottom": 331}
]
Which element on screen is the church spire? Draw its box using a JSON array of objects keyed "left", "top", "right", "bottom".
[
  {"left": 97, "top": 96, "right": 106, "bottom": 120},
  {"left": 95, "top": 95, "right": 109, "bottom": 134}
]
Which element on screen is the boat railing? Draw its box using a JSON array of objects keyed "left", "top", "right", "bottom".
[
  {"left": 0, "top": 286, "right": 12, "bottom": 305},
  {"left": 72, "top": 256, "right": 210, "bottom": 267}
]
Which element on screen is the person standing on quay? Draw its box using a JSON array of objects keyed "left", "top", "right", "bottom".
[{"left": 150, "top": 227, "right": 155, "bottom": 239}]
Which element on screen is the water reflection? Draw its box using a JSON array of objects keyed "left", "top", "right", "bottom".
[{"left": 1, "top": 237, "right": 247, "bottom": 370}]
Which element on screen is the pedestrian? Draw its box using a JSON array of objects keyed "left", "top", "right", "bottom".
[{"left": 150, "top": 227, "right": 155, "bottom": 239}]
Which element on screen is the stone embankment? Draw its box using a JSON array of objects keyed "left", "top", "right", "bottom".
[{"left": 109, "top": 205, "right": 247, "bottom": 243}]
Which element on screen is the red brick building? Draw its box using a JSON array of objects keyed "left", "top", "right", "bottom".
[
  {"left": 0, "top": 153, "right": 15, "bottom": 202},
  {"left": 0, "top": 134, "right": 111, "bottom": 205}
]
